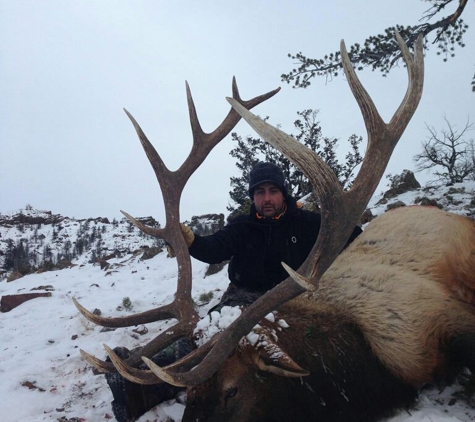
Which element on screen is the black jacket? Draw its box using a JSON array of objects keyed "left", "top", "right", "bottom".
[{"left": 189, "top": 195, "right": 362, "bottom": 294}]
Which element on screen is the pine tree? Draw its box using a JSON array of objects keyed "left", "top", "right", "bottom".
[
  {"left": 3, "top": 239, "right": 15, "bottom": 271},
  {"left": 228, "top": 109, "right": 362, "bottom": 217}
]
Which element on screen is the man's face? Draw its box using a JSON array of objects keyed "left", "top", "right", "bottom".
[{"left": 253, "top": 182, "right": 285, "bottom": 217}]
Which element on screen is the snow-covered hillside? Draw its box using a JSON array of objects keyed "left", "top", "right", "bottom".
[
  {"left": 0, "top": 209, "right": 162, "bottom": 276},
  {"left": 1, "top": 179, "right": 475, "bottom": 422}
]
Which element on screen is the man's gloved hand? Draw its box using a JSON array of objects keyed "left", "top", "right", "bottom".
[
  {"left": 167, "top": 224, "right": 195, "bottom": 257},
  {"left": 180, "top": 223, "right": 195, "bottom": 247}
]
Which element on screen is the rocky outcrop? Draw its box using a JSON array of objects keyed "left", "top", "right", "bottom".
[
  {"left": 136, "top": 216, "right": 160, "bottom": 227},
  {"left": 379, "top": 170, "right": 421, "bottom": 203},
  {"left": 0, "top": 210, "right": 64, "bottom": 226}
]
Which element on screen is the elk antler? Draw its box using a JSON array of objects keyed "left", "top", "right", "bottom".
[
  {"left": 142, "top": 32, "right": 424, "bottom": 387},
  {"left": 74, "top": 77, "right": 280, "bottom": 375}
]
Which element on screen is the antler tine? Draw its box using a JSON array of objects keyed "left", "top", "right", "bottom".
[
  {"left": 104, "top": 344, "right": 165, "bottom": 385},
  {"left": 123, "top": 107, "right": 173, "bottom": 190},
  {"left": 390, "top": 32, "right": 425, "bottom": 134},
  {"left": 80, "top": 348, "right": 115, "bottom": 373},
  {"left": 339, "top": 39, "right": 384, "bottom": 144},
  {"left": 73, "top": 297, "right": 175, "bottom": 327},
  {"left": 145, "top": 32, "right": 424, "bottom": 387},
  {"left": 231, "top": 75, "right": 241, "bottom": 100}
]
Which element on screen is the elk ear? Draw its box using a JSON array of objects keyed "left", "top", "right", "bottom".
[{"left": 250, "top": 344, "right": 310, "bottom": 378}]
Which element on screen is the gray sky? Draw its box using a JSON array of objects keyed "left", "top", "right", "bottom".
[{"left": 1, "top": 0, "right": 474, "bottom": 223}]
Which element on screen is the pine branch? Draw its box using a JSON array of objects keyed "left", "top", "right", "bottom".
[{"left": 281, "top": 0, "right": 471, "bottom": 90}]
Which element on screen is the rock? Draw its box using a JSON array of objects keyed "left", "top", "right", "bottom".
[
  {"left": 7, "top": 271, "right": 23, "bottom": 282},
  {"left": 299, "top": 193, "right": 320, "bottom": 213},
  {"left": 360, "top": 209, "right": 375, "bottom": 225},
  {"left": 386, "top": 201, "right": 406, "bottom": 211},
  {"left": 379, "top": 170, "right": 421, "bottom": 202},
  {"left": 21, "top": 380, "right": 45, "bottom": 392},
  {"left": 30, "top": 285, "right": 55, "bottom": 292},
  {"left": 99, "top": 259, "right": 111, "bottom": 270},
  {"left": 140, "top": 247, "right": 163, "bottom": 261},
  {"left": 415, "top": 197, "right": 443, "bottom": 208},
  {"left": 136, "top": 216, "right": 160, "bottom": 227},
  {"left": 0, "top": 210, "right": 64, "bottom": 226},
  {"left": 56, "top": 258, "right": 74, "bottom": 270},
  {"left": 1, "top": 292, "right": 52, "bottom": 312},
  {"left": 205, "top": 261, "right": 228, "bottom": 277}
]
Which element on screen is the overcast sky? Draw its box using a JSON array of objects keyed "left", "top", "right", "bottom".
[{"left": 1, "top": 0, "right": 474, "bottom": 223}]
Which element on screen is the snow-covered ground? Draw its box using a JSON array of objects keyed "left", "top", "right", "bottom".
[
  {"left": 0, "top": 252, "right": 227, "bottom": 422},
  {"left": 2, "top": 180, "right": 475, "bottom": 421}
]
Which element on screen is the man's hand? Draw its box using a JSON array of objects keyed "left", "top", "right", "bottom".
[
  {"left": 180, "top": 224, "right": 195, "bottom": 247},
  {"left": 167, "top": 224, "right": 195, "bottom": 257}
]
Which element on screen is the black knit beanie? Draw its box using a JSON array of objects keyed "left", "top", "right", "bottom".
[{"left": 248, "top": 162, "right": 287, "bottom": 198}]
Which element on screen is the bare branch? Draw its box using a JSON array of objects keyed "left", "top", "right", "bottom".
[{"left": 414, "top": 116, "right": 475, "bottom": 183}]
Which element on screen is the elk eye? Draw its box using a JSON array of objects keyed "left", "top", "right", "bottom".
[{"left": 225, "top": 387, "right": 238, "bottom": 400}]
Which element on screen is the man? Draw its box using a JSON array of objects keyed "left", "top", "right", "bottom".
[{"left": 180, "top": 161, "right": 362, "bottom": 306}]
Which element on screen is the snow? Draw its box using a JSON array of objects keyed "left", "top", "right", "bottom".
[
  {"left": 2, "top": 180, "right": 475, "bottom": 421},
  {"left": 0, "top": 252, "right": 229, "bottom": 421},
  {"left": 194, "top": 306, "right": 242, "bottom": 347}
]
